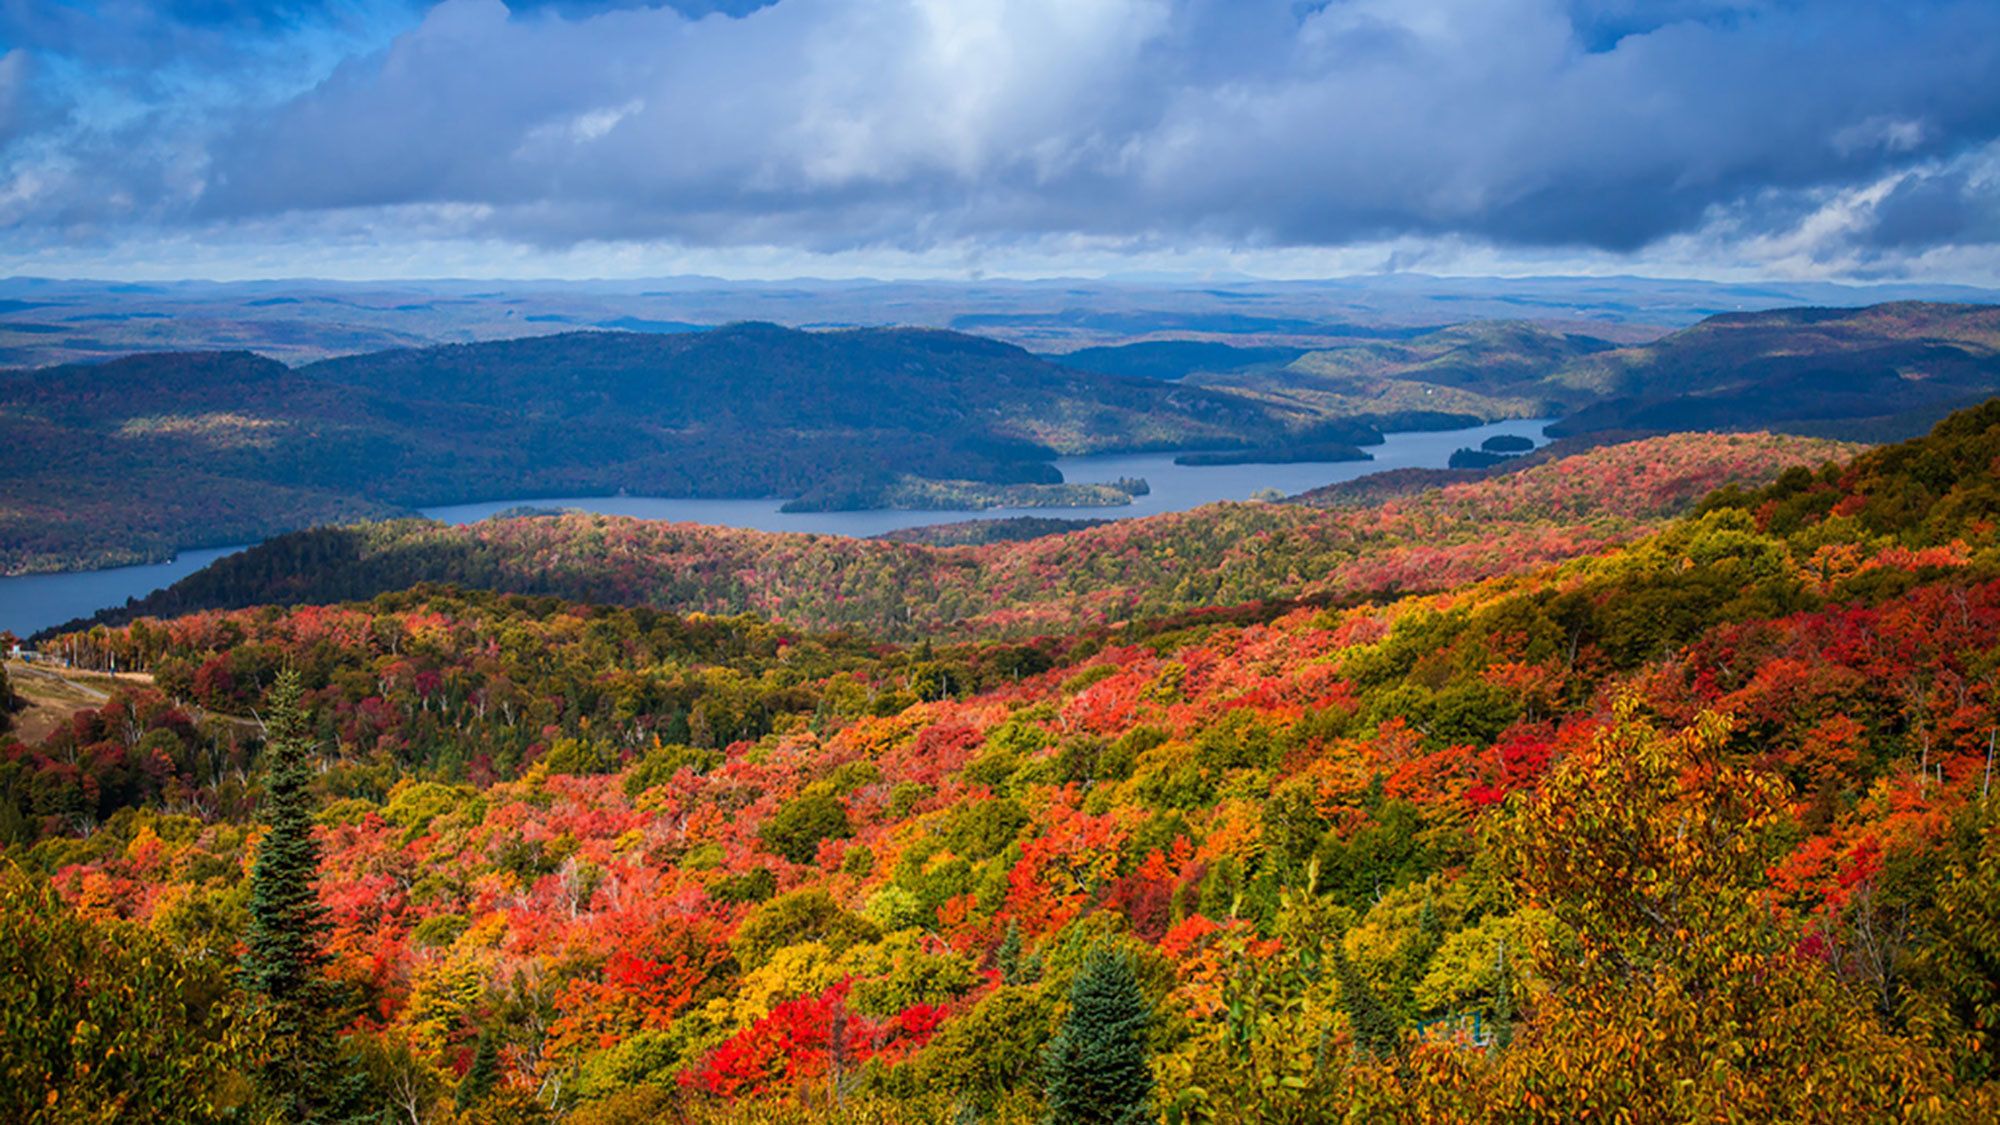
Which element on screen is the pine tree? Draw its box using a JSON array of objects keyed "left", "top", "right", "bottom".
[
  {"left": 457, "top": 1028, "right": 501, "bottom": 1110},
  {"left": 1043, "top": 943, "right": 1153, "bottom": 1125},
  {"left": 243, "top": 668, "right": 339, "bottom": 1120}
]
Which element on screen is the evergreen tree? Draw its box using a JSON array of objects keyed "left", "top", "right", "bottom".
[
  {"left": 1397, "top": 888, "right": 1444, "bottom": 1009},
  {"left": 1043, "top": 943, "right": 1153, "bottom": 1125},
  {"left": 457, "top": 1028, "right": 501, "bottom": 1110},
  {"left": 242, "top": 668, "right": 340, "bottom": 1120},
  {"left": 1332, "top": 935, "right": 1401, "bottom": 1059},
  {"left": 997, "top": 919, "right": 1024, "bottom": 985}
]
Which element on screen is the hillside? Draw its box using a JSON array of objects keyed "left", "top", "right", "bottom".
[
  {"left": 10, "top": 303, "right": 1994, "bottom": 579},
  {"left": 1189, "top": 320, "right": 1622, "bottom": 422},
  {"left": 1188, "top": 303, "right": 2000, "bottom": 443},
  {"left": 1546, "top": 301, "right": 2000, "bottom": 438},
  {"left": 1044, "top": 340, "right": 1311, "bottom": 381},
  {"left": 48, "top": 432, "right": 1853, "bottom": 641},
  {"left": 7, "top": 403, "right": 2000, "bottom": 1121},
  {"left": 0, "top": 324, "right": 1317, "bottom": 575}
]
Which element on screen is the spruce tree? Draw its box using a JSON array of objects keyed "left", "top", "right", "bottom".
[
  {"left": 1043, "top": 943, "right": 1153, "bottom": 1125},
  {"left": 243, "top": 668, "right": 338, "bottom": 1120},
  {"left": 457, "top": 1028, "right": 501, "bottom": 1110},
  {"left": 997, "top": 919, "right": 1024, "bottom": 985},
  {"left": 1331, "top": 936, "right": 1401, "bottom": 1059}
]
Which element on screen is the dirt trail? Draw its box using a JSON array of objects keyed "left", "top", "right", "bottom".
[{"left": 5, "top": 660, "right": 259, "bottom": 742}]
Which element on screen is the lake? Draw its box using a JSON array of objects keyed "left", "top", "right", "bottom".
[{"left": 1, "top": 418, "right": 1550, "bottom": 638}]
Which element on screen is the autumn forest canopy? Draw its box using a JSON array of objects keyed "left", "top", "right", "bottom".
[
  {"left": 7, "top": 379, "right": 2000, "bottom": 1121},
  {"left": 12, "top": 0, "right": 2000, "bottom": 1117}
]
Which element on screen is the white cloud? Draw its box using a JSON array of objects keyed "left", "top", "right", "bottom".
[{"left": 2, "top": 0, "right": 1998, "bottom": 281}]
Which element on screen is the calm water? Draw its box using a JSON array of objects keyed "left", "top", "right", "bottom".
[{"left": 2, "top": 418, "right": 1549, "bottom": 638}]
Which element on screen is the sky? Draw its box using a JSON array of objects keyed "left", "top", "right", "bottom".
[{"left": 0, "top": 0, "right": 1997, "bottom": 282}]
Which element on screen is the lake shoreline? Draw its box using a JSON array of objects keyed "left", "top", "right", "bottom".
[{"left": 2, "top": 419, "right": 1552, "bottom": 639}]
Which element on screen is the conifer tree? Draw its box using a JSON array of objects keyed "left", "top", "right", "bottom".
[
  {"left": 1332, "top": 937, "right": 1401, "bottom": 1059},
  {"left": 997, "top": 919, "right": 1024, "bottom": 985},
  {"left": 1043, "top": 943, "right": 1153, "bottom": 1125},
  {"left": 243, "top": 668, "right": 339, "bottom": 1120},
  {"left": 457, "top": 1028, "right": 501, "bottom": 1110}
]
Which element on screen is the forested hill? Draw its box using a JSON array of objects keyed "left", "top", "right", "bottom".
[
  {"left": 7, "top": 303, "right": 1995, "bottom": 576},
  {"left": 10, "top": 394, "right": 2000, "bottom": 1122},
  {"left": 0, "top": 324, "right": 1322, "bottom": 575},
  {"left": 46, "top": 431, "right": 1852, "bottom": 642},
  {"left": 297, "top": 323, "right": 1300, "bottom": 452},
  {"left": 1546, "top": 301, "right": 2000, "bottom": 439},
  {"left": 1195, "top": 302, "right": 2000, "bottom": 442}
]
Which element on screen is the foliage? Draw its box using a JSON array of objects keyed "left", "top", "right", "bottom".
[
  {"left": 60, "top": 429, "right": 1847, "bottom": 640},
  {"left": 241, "top": 668, "right": 343, "bottom": 1121},
  {"left": 1044, "top": 943, "right": 1154, "bottom": 1125},
  {"left": 0, "top": 865, "right": 259, "bottom": 1123},
  {"left": 16, "top": 398, "right": 2000, "bottom": 1118}
]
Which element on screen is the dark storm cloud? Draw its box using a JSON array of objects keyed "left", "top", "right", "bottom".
[
  {"left": 1863, "top": 166, "right": 2000, "bottom": 251},
  {"left": 7, "top": 0, "right": 2000, "bottom": 269}
]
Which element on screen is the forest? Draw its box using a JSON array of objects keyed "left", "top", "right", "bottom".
[
  {"left": 0, "top": 324, "right": 1313, "bottom": 575},
  {"left": 47, "top": 431, "right": 1849, "bottom": 641},
  {"left": 8, "top": 302, "right": 1999, "bottom": 577},
  {"left": 7, "top": 399, "right": 2000, "bottom": 1121}
]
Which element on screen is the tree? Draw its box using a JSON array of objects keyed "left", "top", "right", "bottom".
[
  {"left": 242, "top": 668, "right": 341, "bottom": 1120},
  {"left": 0, "top": 867, "right": 256, "bottom": 1123},
  {"left": 997, "top": 919, "right": 1026, "bottom": 985},
  {"left": 1331, "top": 937, "right": 1400, "bottom": 1060},
  {"left": 1044, "top": 943, "right": 1154, "bottom": 1125},
  {"left": 457, "top": 1028, "right": 501, "bottom": 1110},
  {"left": 760, "top": 788, "right": 853, "bottom": 865},
  {"left": 0, "top": 658, "right": 15, "bottom": 732}
]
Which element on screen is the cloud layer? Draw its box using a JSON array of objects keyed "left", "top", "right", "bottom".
[{"left": 3, "top": 0, "right": 1999, "bottom": 279}]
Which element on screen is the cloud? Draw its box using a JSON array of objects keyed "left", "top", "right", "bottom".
[{"left": 5, "top": 0, "right": 2000, "bottom": 279}]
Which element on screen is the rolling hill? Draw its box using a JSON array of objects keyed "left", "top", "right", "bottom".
[
  {"left": 1189, "top": 320, "right": 1624, "bottom": 422},
  {"left": 1545, "top": 301, "right": 2000, "bottom": 439},
  {"left": 1193, "top": 303, "right": 2000, "bottom": 442},
  {"left": 0, "top": 324, "right": 1322, "bottom": 575},
  {"left": 45, "top": 430, "right": 1851, "bottom": 641}
]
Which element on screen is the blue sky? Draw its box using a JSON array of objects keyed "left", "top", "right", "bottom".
[{"left": 1, "top": 0, "right": 1997, "bottom": 281}]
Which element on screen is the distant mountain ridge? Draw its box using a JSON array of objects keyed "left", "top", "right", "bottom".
[
  {"left": 0, "top": 323, "right": 1317, "bottom": 574},
  {"left": 1190, "top": 320, "right": 1625, "bottom": 422},
  {"left": 1197, "top": 302, "right": 2000, "bottom": 443},
  {"left": 1545, "top": 301, "right": 2000, "bottom": 439},
  {"left": 5, "top": 301, "right": 1997, "bottom": 577}
]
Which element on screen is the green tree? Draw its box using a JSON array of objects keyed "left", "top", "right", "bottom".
[
  {"left": 759, "top": 789, "right": 853, "bottom": 865},
  {"left": 457, "top": 1028, "right": 501, "bottom": 1110},
  {"left": 997, "top": 918, "right": 1026, "bottom": 985},
  {"left": 1331, "top": 937, "right": 1400, "bottom": 1059},
  {"left": 0, "top": 866, "right": 256, "bottom": 1123},
  {"left": 1044, "top": 943, "right": 1154, "bottom": 1125},
  {"left": 242, "top": 668, "right": 341, "bottom": 1120}
]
